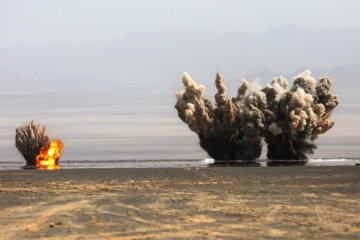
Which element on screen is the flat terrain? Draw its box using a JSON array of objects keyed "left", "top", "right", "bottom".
[{"left": 0, "top": 167, "right": 359, "bottom": 239}]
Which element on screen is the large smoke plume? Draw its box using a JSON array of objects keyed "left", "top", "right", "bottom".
[
  {"left": 15, "top": 121, "right": 51, "bottom": 166},
  {"left": 175, "top": 70, "right": 339, "bottom": 162}
]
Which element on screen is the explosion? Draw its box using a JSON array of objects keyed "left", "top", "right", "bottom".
[
  {"left": 175, "top": 71, "right": 339, "bottom": 163},
  {"left": 15, "top": 121, "right": 63, "bottom": 169},
  {"left": 36, "top": 140, "right": 63, "bottom": 170}
]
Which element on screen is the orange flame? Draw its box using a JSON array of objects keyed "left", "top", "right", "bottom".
[{"left": 36, "top": 139, "right": 63, "bottom": 170}]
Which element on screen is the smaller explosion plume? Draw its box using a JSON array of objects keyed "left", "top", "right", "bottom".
[
  {"left": 15, "top": 121, "right": 63, "bottom": 169},
  {"left": 175, "top": 71, "right": 339, "bottom": 162}
]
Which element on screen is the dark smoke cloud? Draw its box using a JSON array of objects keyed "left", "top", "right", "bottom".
[
  {"left": 175, "top": 70, "right": 339, "bottom": 162},
  {"left": 15, "top": 121, "right": 50, "bottom": 166}
]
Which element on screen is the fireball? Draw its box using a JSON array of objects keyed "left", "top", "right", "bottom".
[{"left": 36, "top": 139, "right": 63, "bottom": 170}]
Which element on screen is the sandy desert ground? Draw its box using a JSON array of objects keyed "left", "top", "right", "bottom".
[{"left": 0, "top": 166, "right": 359, "bottom": 239}]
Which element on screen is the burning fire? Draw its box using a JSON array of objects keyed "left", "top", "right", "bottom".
[{"left": 36, "top": 139, "right": 63, "bottom": 170}]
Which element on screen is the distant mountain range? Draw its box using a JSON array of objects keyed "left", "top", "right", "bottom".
[{"left": 0, "top": 25, "right": 359, "bottom": 103}]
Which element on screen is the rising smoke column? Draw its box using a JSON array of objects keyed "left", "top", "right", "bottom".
[
  {"left": 175, "top": 72, "right": 262, "bottom": 161},
  {"left": 262, "top": 70, "right": 339, "bottom": 160},
  {"left": 175, "top": 70, "right": 339, "bottom": 161},
  {"left": 15, "top": 121, "right": 51, "bottom": 166}
]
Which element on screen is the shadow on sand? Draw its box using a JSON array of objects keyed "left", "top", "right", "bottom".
[
  {"left": 208, "top": 160, "right": 308, "bottom": 167},
  {"left": 209, "top": 161, "right": 261, "bottom": 167},
  {"left": 266, "top": 160, "right": 307, "bottom": 166}
]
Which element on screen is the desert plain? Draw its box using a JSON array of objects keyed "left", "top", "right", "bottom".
[{"left": 0, "top": 166, "right": 359, "bottom": 239}]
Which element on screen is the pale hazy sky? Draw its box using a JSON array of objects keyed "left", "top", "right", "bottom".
[{"left": 1, "top": 0, "right": 359, "bottom": 47}]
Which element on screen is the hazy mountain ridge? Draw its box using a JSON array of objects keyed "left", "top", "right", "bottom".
[{"left": 0, "top": 25, "right": 359, "bottom": 102}]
